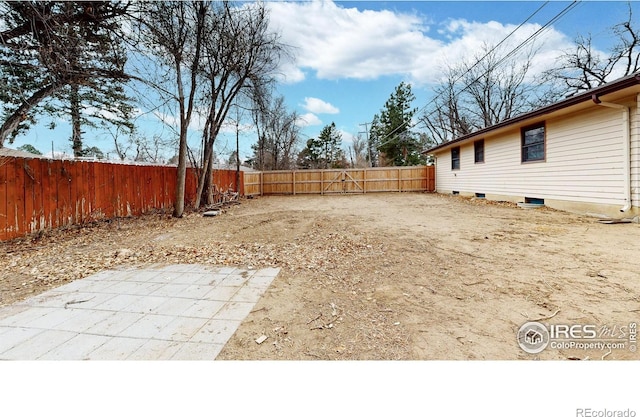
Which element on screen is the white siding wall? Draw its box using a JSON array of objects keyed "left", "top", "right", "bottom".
[
  {"left": 435, "top": 104, "right": 634, "bottom": 207},
  {"left": 632, "top": 95, "right": 640, "bottom": 207}
]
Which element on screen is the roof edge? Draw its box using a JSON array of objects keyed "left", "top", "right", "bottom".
[{"left": 424, "top": 72, "right": 640, "bottom": 154}]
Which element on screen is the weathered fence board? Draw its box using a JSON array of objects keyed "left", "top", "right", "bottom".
[
  {"left": 244, "top": 166, "right": 435, "bottom": 196},
  {"left": 0, "top": 156, "right": 243, "bottom": 241}
]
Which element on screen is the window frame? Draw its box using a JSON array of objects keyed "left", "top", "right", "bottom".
[
  {"left": 521, "top": 122, "right": 546, "bottom": 163},
  {"left": 474, "top": 139, "right": 485, "bottom": 164},
  {"left": 451, "top": 146, "right": 460, "bottom": 170}
]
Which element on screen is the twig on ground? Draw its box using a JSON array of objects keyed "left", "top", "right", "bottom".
[
  {"left": 306, "top": 313, "right": 322, "bottom": 325},
  {"left": 463, "top": 280, "right": 486, "bottom": 286},
  {"left": 537, "top": 309, "right": 560, "bottom": 321},
  {"left": 64, "top": 297, "right": 95, "bottom": 309}
]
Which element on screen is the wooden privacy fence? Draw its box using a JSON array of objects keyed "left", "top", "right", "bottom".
[
  {"left": 244, "top": 165, "right": 434, "bottom": 196},
  {"left": 0, "top": 155, "right": 243, "bottom": 241}
]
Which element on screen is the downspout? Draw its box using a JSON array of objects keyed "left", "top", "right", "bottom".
[
  {"left": 433, "top": 155, "right": 437, "bottom": 193},
  {"left": 591, "top": 94, "right": 631, "bottom": 212}
]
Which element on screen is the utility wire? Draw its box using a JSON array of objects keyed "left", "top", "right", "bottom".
[{"left": 372, "top": 0, "right": 580, "bottom": 150}]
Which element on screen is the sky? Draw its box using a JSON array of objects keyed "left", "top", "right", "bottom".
[{"left": 8, "top": 0, "right": 640, "bottom": 163}]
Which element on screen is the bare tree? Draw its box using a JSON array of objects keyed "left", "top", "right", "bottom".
[
  {"left": 0, "top": 1, "right": 131, "bottom": 147},
  {"left": 135, "top": 1, "right": 206, "bottom": 217},
  {"left": 249, "top": 95, "right": 301, "bottom": 171},
  {"left": 349, "top": 133, "right": 368, "bottom": 168},
  {"left": 194, "top": 1, "right": 289, "bottom": 207},
  {"left": 421, "top": 43, "right": 537, "bottom": 145},
  {"left": 421, "top": 68, "right": 473, "bottom": 144},
  {"left": 543, "top": 3, "right": 640, "bottom": 96}
]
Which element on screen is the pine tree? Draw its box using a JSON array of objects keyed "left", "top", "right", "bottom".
[
  {"left": 371, "top": 82, "right": 425, "bottom": 166},
  {"left": 298, "top": 122, "right": 344, "bottom": 169},
  {"left": 0, "top": 1, "right": 132, "bottom": 149}
]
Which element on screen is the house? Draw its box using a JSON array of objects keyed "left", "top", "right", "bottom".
[
  {"left": 425, "top": 73, "right": 640, "bottom": 218},
  {"left": 525, "top": 329, "right": 543, "bottom": 345}
]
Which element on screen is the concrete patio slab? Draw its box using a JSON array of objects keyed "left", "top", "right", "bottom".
[{"left": 0, "top": 264, "right": 279, "bottom": 360}]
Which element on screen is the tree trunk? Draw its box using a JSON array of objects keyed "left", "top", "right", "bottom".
[
  {"left": 0, "top": 82, "right": 63, "bottom": 147},
  {"left": 236, "top": 123, "right": 240, "bottom": 193},
  {"left": 70, "top": 83, "right": 83, "bottom": 156},
  {"left": 173, "top": 126, "right": 188, "bottom": 217},
  {"left": 195, "top": 139, "right": 213, "bottom": 209},
  {"left": 173, "top": 65, "right": 187, "bottom": 218}
]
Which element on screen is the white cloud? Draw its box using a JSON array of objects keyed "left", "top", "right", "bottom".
[
  {"left": 153, "top": 110, "right": 208, "bottom": 132},
  {"left": 302, "top": 97, "right": 339, "bottom": 114},
  {"left": 339, "top": 129, "right": 355, "bottom": 145},
  {"left": 83, "top": 106, "right": 122, "bottom": 122},
  {"left": 421, "top": 19, "right": 572, "bottom": 83},
  {"left": 269, "top": 1, "right": 436, "bottom": 81},
  {"left": 267, "top": 1, "right": 575, "bottom": 85},
  {"left": 297, "top": 112, "right": 322, "bottom": 127},
  {"left": 276, "top": 61, "right": 306, "bottom": 84}
]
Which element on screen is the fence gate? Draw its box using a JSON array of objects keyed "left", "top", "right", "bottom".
[
  {"left": 244, "top": 166, "right": 434, "bottom": 196},
  {"left": 322, "top": 170, "right": 364, "bottom": 194}
]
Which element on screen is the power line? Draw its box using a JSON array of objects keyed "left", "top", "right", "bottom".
[
  {"left": 415, "top": 0, "right": 581, "bottom": 134},
  {"left": 373, "top": 0, "right": 581, "bottom": 150}
]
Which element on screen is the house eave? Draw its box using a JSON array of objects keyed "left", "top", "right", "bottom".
[{"left": 424, "top": 73, "right": 640, "bottom": 155}]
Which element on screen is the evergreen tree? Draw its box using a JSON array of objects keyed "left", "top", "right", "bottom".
[
  {"left": 371, "top": 82, "right": 425, "bottom": 166},
  {"left": 17, "top": 144, "right": 42, "bottom": 155},
  {"left": 0, "top": 2, "right": 132, "bottom": 149},
  {"left": 297, "top": 122, "right": 345, "bottom": 169}
]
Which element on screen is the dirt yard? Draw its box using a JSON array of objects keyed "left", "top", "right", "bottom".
[{"left": 1, "top": 193, "right": 639, "bottom": 360}]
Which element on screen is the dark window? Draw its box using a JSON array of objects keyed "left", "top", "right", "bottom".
[
  {"left": 525, "top": 197, "right": 544, "bottom": 205},
  {"left": 451, "top": 146, "right": 460, "bottom": 170},
  {"left": 522, "top": 123, "right": 545, "bottom": 162},
  {"left": 474, "top": 139, "right": 484, "bottom": 163}
]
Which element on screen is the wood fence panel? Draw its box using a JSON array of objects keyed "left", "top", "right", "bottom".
[
  {"left": 243, "top": 172, "right": 261, "bottom": 196},
  {"left": 95, "top": 161, "right": 107, "bottom": 218},
  {"left": 365, "top": 168, "right": 398, "bottom": 192},
  {"left": 0, "top": 155, "right": 251, "bottom": 241},
  {"left": 293, "top": 170, "right": 322, "bottom": 194},
  {"left": 109, "top": 163, "right": 119, "bottom": 217},
  {"left": 22, "top": 159, "right": 35, "bottom": 233},
  {"left": 14, "top": 158, "right": 26, "bottom": 235},
  {"left": 0, "top": 159, "right": 9, "bottom": 240},
  {"left": 5, "top": 159, "right": 18, "bottom": 238},
  {"left": 85, "top": 163, "right": 98, "bottom": 222},
  {"left": 246, "top": 166, "right": 435, "bottom": 196},
  {"left": 42, "top": 160, "right": 55, "bottom": 230},
  {"left": 24, "top": 158, "right": 42, "bottom": 233},
  {"left": 152, "top": 165, "right": 162, "bottom": 209},
  {"left": 162, "top": 166, "right": 172, "bottom": 209},
  {"left": 141, "top": 165, "right": 149, "bottom": 213},
  {"left": 61, "top": 161, "right": 73, "bottom": 228},
  {"left": 262, "top": 171, "right": 294, "bottom": 195},
  {"left": 71, "top": 162, "right": 82, "bottom": 224},
  {"left": 321, "top": 170, "right": 347, "bottom": 194}
]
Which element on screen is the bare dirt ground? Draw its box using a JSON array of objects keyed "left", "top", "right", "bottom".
[{"left": 1, "top": 193, "right": 639, "bottom": 360}]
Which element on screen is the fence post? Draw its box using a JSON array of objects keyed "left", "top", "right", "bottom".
[
  {"left": 426, "top": 165, "right": 429, "bottom": 192},
  {"left": 292, "top": 170, "right": 296, "bottom": 196},
  {"left": 363, "top": 169, "right": 367, "bottom": 194}
]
